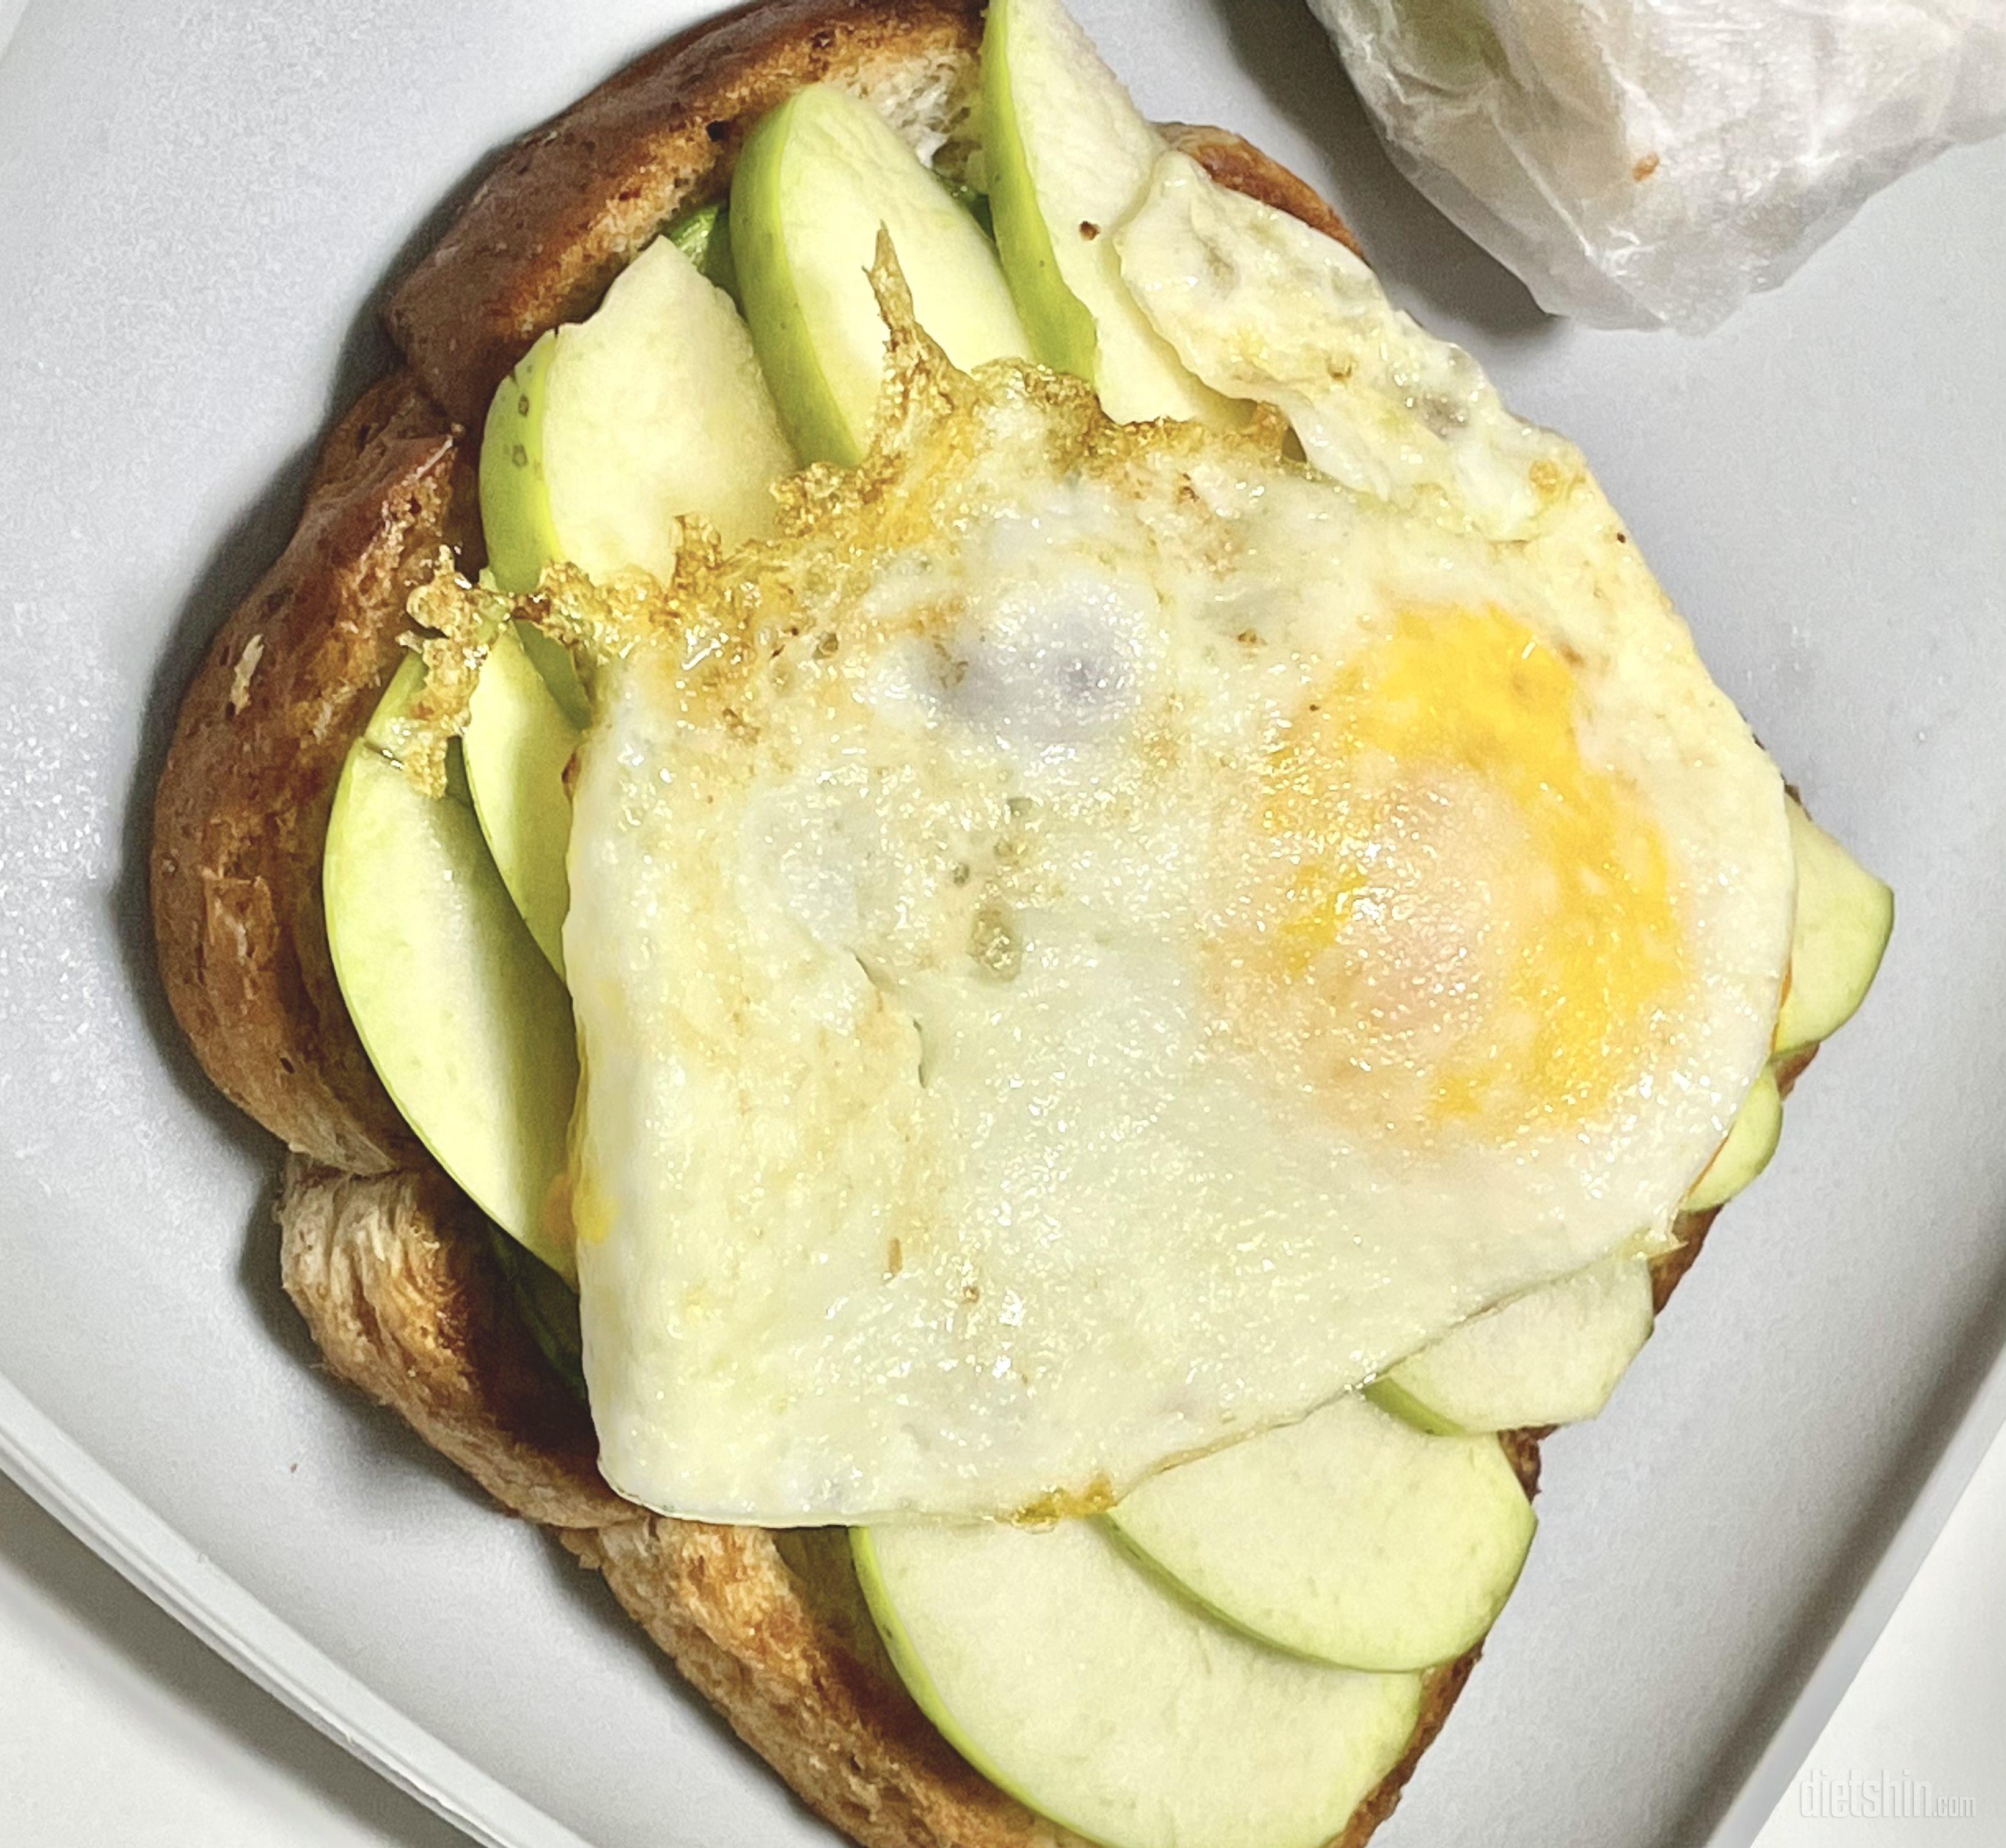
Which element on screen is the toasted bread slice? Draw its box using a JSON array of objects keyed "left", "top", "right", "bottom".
[
  {"left": 277, "top": 1146, "right": 1548, "bottom": 1848},
  {"left": 384, "top": 1, "right": 1364, "bottom": 427},
  {"left": 276, "top": 1131, "right": 1760, "bottom": 1848},
  {"left": 151, "top": 373, "right": 477, "bottom": 1174},
  {"left": 279, "top": 1156, "right": 629, "bottom": 1528},
  {"left": 158, "top": 4, "right": 1796, "bottom": 1842},
  {"left": 389, "top": 0, "right": 989, "bottom": 426}
]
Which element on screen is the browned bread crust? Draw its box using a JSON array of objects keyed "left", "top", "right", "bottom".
[
  {"left": 279, "top": 1155, "right": 629, "bottom": 1528},
  {"left": 390, "top": 0, "right": 988, "bottom": 425},
  {"left": 1159, "top": 123, "right": 1361, "bottom": 258},
  {"left": 159, "top": 7, "right": 1776, "bottom": 1845},
  {"left": 150, "top": 373, "right": 477, "bottom": 1175},
  {"left": 275, "top": 1146, "right": 1724, "bottom": 1848},
  {"left": 567, "top": 1520, "right": 1078, "bottom": 1848},
  {"left": 383, "top": 7, "right": 1366, "bottom": 429}
]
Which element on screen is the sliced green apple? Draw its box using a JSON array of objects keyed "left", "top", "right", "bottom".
[
  {"left": 490, "top": 1228, "right": 587, "bottom": 1401},
  {"left": 667, "top": 199, "right": 739, "bottom": 300},
  {"left": 730, "top": 84, "right": 1031, "bottom": 466},
  {"left": 1776, "top": 798, "right": 1892, "bottom": 1056},
  {"left": 477, "top": 233, "right": 795, "bottom": 590},
  {"left": 853, "top": 1517, "right": 1420, "bottom": 1848},
  {"left": 324, "top": 655, "right": 578, "bottom": 1278},
  {"left": 480, "top": 329, "right": 561, "bottom": 594},
  {"left": 1370, "top": 1251, "right": 1656, "bottom": 1436},
  {"left": 1685, "top": 1066, "right": 1784, "bottom": 1214},
  {"left": 471, "top": 235, "right": 793, "bottom": 952},
  {"left": 982, "top": 0, "right": 1238, "bottom": 425},
  {"left": 513, "top": 618, "right": 590, "bottom": 727},
  {"left": 462, "top": 622, "right": 581, "bottom": 978},
  {"left": 1105, "top": 1393, "right": 1532, "bottom": 1673}
]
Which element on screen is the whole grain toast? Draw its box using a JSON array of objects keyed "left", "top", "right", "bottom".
[
  {"left": 152, "top": 5, "right": 1804, "bottom": 1844},
  {"left": 276, "top": 1140, "right": 1777, "bottom": 1848},
  {"left": 150, "top": 373, "right": 472, "bottom": 1174}
]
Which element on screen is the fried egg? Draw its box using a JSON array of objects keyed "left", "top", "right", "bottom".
[{"left": 560, "top": 203, "right": 1793, "bottom": 1526}]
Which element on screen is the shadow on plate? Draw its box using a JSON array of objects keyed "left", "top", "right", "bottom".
[
  {"left": 0, "top": 1470, "right": 469, "bottom": 1847},
  {"left": 1666, "top": 1246, "right": 2006, "bottom": 1846},
  {"left": 103, "top": 131, "right": 515, "bottom": 1222},
  {"left": 1210, "top": 0, "right": 1551, "bottom": 344},
  {"left": 528, "top": 1525, "right": 824, "bottom": 1824}
]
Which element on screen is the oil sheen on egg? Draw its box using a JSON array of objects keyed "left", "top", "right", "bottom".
[{"left": 560, "top": 235, "right": 1793, "bottom": 1527}]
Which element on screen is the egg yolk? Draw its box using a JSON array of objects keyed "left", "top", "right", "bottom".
[{"left": 1229, "top": 606, "right": 1687, "bottom": 1144}]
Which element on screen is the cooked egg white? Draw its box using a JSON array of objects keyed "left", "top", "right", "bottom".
[
  {"left": 560, "top": 216, "right": 1793, "bottom": 1527},
  {"left": 1115, "top": 153, "right": 1571, "bottom": 543}
]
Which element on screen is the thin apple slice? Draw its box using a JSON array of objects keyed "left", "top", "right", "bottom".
[
  {"left": 853, "top": 1517, "right": 1420, "bottom": 1848},
  {"left": 470, "top": 235, "right": 792, "bottom": 955},
  {"left": 730, "top": 84, "right": 1031, "bottom": 466},
  {"left": 1370, "top": 1252, "right": 1655, "bottom": 1435},
  {"left": 324, "top": 656, "right": 578, "bottom": 1277},
  {"left": 1106, "top": 1393, "right": 1533, "bottom": 1672},
  {"left": 668, "top": 200, "right": 739, "bottom": 299},
  {"left": 462, "top": 622, "right": 582, "bottom": 978},
  {"left": 982, "top": 0, "right": 1239, "bottom": 425},
  {"left": 1370, "top": 1062, "right": 1780, "bottom": 1436},
  {"left": 477, "top": 233, "right": 795, "bottom": 591},
  {"left": 1776, "top": 798, "right": 1892, "bottom": 1056},
  {"left": 479, "top": 329, "right": 562, "bottom": 594},
  {"left": 490, "top": 1229, "right": 586, "bottom": 1399},
  {"left": 1685, "top": 1066, "right": 1783, "bottom": 1213}
]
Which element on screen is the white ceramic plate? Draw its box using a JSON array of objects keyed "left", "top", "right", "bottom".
[{"left": 1, "top": 4, "right": 2002, "bottom": 1844}]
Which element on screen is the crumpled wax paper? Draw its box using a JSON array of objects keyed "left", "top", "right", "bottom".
[{"left": 1309, "top": 0, "right": 2006, "bottom": 330}]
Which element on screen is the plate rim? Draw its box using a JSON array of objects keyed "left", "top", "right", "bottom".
[
  {"left": 0, "top": 1368, "right": 587, "bottom": 1848},
  {"left": 1703, "top": 1330, "right": 2006, "bottom": 1844},
  {"left": 9, "top": 1332, "right": 2006, "bottom": 1847},
  {"left": 3, "top": 2, "right": 2001, "bottom": 1839}
]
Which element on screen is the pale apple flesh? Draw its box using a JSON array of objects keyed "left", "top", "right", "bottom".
[
  {"left": 852, "top": 1517, "right": 1423, "bottom": 1848},
  {"left": 729, "top": 82, "right": 1031, "bottom": 466},
  {"left": 323, "top": 656, "right": 578, "bottom": 1278},
  {"left": 981, "top": 0, "right": 1095, "bottom": 381},
  {"left": 461, "top": 622, "right": 582, "bottom": 979},
  {"left": 1685, "top": 1066, "right": 1784, "bottom": 1213},
  {"left": 479, "top": 329, "right": 562, "bottom": 596},
  {"left": 476, "top": 233, "right": 793, "bottom": 591},
  {"left": 980, "top": 0, "right": 1238, "bottom": 425},
  {"left": 1369, "top": 1253, "right": 1658, "bottom": 1436},
  {"left": 467, "top": 232, "right": 795, "bottom": 956},
  {"left": 1106, "top": 1393, "right": 1534, "bottom": 1673},
  {"left": 1776, "top": 798, "right": 1893, "bottom": 1055}
]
